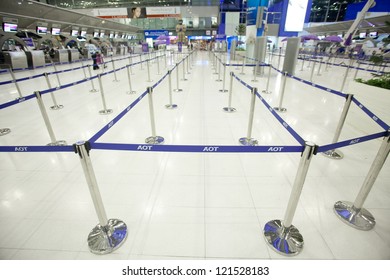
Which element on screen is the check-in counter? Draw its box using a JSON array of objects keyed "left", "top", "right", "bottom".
[
  {"left": 68, "top": 49, "right": 79, "bottom": 62},
  {"left": 133, "top": 45, "right": 142, "bottom": 54},
  {"left": 54, "top": 49, "right": 69, "bottom": 63},
  {"left": 25, "top": 50, "right": 45, "bottom": 68},
  {"left": 2, "top": 51, "right": 28, "bottom": 69}
]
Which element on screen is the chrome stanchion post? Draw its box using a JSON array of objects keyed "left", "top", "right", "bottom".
[
  {"left": 34, "top": 91, "right": 66, "bottom": 146},
  {"left": 322, "top": 94, "right": 353, "bottom": 159},
  {"left": 145, "top": 87, "right": 164, "bottom": 144},
  {"left": 87, "top": 65, "right": 99, "bottom": 92},
  {"left": 309, "top": 60, "right": 316, "bottom": 82},
  {"left": 264, "top": 142, "right": 316, "bottom": 256},
  {"left": 181, "top": 60, "right": 187, "bottom": 81},
  {"left": 128, "top": 56, "right": 134, "bottom": 74},
  {"left": 126, "top": 65, "right": 136, "bottom": 95},
  {"left": 165, "top": 70, "right": 178, "bottom": 109},
  {"left": 97, "top": 74, "right": 113, "bottom": 115},
  {"left": 300, "top": 55, "right": 305, "bottom": 71},
  {"left": 51, "top": 61, "right": 62, "bottom": 88},
  {"left": 317, "top": 57, "right": 323, "bottom": 76},
  {"left": 334, "top": 131, "right": 390, "bottom": 230},
  {"left": 353, "top": 61, "right": 360, "bottom": 80},
  {"left": 273, "top": 72, "right": 288, "bottom": 112},
  {"left": 325, "top": 55, "right": 331, "bottom": 71},
  {"left": 240, "top": 56, "right": 245, "bottom": 75},
  {"left": 146, "top": 58, "right": 153, "bottom": 82},
  {"left": 81, "top": 60, "right": 88, "bottom": 79},
  {"left": 223, "top": 72, "right": 236, "bottom": 112},
  {"left": 277, "top": 47, "right": 282, "bottom": 69},
  {"left": 8, "top": 67, "right": 23, "bottom": 99},
  {"left": 140, "top": 54, "right": 143, "bottom": 70},
  {"left": 219, "top": 63, "right": 228, "bottom": 92},
  {"left": 186, "top": 55, "right": 190, "bottom": 74},
  {"left": 216, "top": 58, "right": 222, "bottom": 81},
  {"left": 73, "top": 141, "right": 127, "bottom": 254},
  {"left": 164, "top": 52, "right": 167, "bottom": 68},
  {"left": 111, "top": 59, "right": 119, "bottom": 82},
  {"left": 156, "top": 54, "right": 160, "bottom": 74},
  {"left": 340, "top": 61, "right": 352, "bottom": 93},
  {"left": 174, "top": 63, "right": 183, "bottom": 92},
  {"left": 262, "top": 64, "right": 272, "bottom": 94},
  {"left": 252, "top": 59, "right": 259, "bottom": 82},
  {"left": 44, "top": 72, "right": 63, "bottom": 110},
  {"left": 239, "top": 87, "right": 258, "bottom": 146}
]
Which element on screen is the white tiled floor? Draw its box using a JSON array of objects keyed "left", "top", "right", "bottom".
[{"left": 0, "top": 49, "right": 389, "bottom": 260}]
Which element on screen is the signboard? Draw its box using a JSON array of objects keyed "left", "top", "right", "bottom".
[
  {"left": 246, "top": 0, "right": 259, "bottom": 26},
  {"left": 215, "top": 34, "right": 227, "bottom": 41},
  {"left": 144, "top": 30, "right": 169, "bottom": 39},
  {"left": 145, "top": 7, "right": 180, "bottom": 18},
  {"left": 94, "top": 8, "right": 128, "bottom": 19},
  {"left": 284, "top": 0, "right": 308, "bottom": 32}
]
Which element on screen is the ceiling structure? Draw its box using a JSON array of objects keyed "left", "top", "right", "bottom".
[
  {"left": 304, "top": 14, "right": 390, "bottom": 35},
  {"left": 0, "top": 0, "right": 140, "bottom": 34}
]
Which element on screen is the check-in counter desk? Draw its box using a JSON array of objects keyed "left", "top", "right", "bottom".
[
  {"left": 54, "top": 49, "right": 69, "bottom": 63},
  {"left": 117, "top": 46, "right": 128, "bottom": 56},
  {"left": 68, "top": 49, "right": 79, "bottom": 62},
  {"left": 25, "top": 50, "right": 45, "bottom": 68},
  {"left": 82, "top": 49, "right": 91, "bottom": 59},
  {"left": 2, "top": 51, "right": 28, "bottom": 69},
  {"left": 133, "top": 45, "right": 142, "bottom": 54}
]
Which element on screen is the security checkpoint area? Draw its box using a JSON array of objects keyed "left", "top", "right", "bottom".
[{"left": 0, "top": 45, "right": 389, "bottom": 261}]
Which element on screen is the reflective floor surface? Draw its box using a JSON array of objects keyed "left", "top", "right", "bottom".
[{"left": 0, "top": 49, "right": 389, "bottom": 260}]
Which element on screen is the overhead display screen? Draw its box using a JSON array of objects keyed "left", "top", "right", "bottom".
[{"left": 284, "top": 0, "right": 309, "bottom": 32}]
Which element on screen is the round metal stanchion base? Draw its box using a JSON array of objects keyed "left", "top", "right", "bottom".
[
  {"left": 99, "top": 109, "right": 113, "bottom": 115},
  {"left": 181, "top": 78, "right": 188, "bottom": 81},
  {"left": 213, "top": 72, "right": 218, "bottom": 75},
  {"left": 219, "top": 89, "right": 228, "bottom": 92},
  {"left": 223, "top": 107, "right": 236, "bottom": 113},
  {"left": 334, "top": 201, "right": 376, "bottom": 231},
  {"left": 90, "top": 89, "right": 99, "bottom": 93},
  {"left": 173, "top": 89, "right": 183, "bottom": 92},
  {"left": 145, "top": 136, "right": 165, "bottom": 144},
  {"left": 47, "top": 140, "right": 67, "bottom": 146},
  {"left": 88, "top": 219, "right": 128, "bottom": 255},
  {"left": 147, "top": 80, "right": 153, "bottom": 82},
  {"left": 263, "top": 220, "right": 304, "bottom": 256},
  {"left": 239, "top": 137, "right": 258, "bottom": 146},
  {"left": 126, "top": 91, "right": 136, "bottom": 95},
  {"left": 322, "top": 149, "right": 344, "bottom": 159},
  {"left": 113, "top": 79, "right": 120, "bottom": 82},
  {"left": 215, "top": 79, "right": 222, "bottom": 82},
  {"left": 165, "top": 104, "right": 178, "bottom": 109},
  {"left": 273, "top": 107, "right": 287, "bottom": 113},
  {"left": 0, "top": 128, "right": 11, "bottom": 136},
  {"left": 262, "top": 90, "right": 272, "bottom": 94},
  {"left": 251, "top": 79, "right": 259, "bottom": 82},
  {"left": 50, "top": 105, "right": 64, "bottom": 110}
]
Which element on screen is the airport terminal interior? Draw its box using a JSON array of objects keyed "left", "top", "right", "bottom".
[{"left": 0, "top": 0, "right": 389, "bottom": 260}]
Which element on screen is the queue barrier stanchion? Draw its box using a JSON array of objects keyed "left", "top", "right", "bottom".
[
  {"left": 309, "top": 60, "right": 316, "bottom": 82},
  {"left": 186, "top": 55, "right": 191, "bottom": 74},
  {"left": 126, "top": 65, "right": 136, "bottom": 95},
  {"left": 139, "top": 54, "right": 144, "bottom": 70},
  {"left": 340, "top": 60, "right": 352, "bottom": 93},
  {"left": 111, "top": 59, "right": 119, "bottom": 82},
  {"left": 240, "top": 57, "right": 246, "bottom": 75},
  {"left": 145, "top": 86, "right": 164, "bottom": 144},
  {"left": 273, "top": 72, "right": 288, "bottom": 113},
  {"left": 34, "top": 91, "right": 66, "bottom": 146},
  {"left": 164, "top": 52, "right": 167, "bottom": 69},
  {"left": 81, "top": 60, "right": 88, "bottom": 80},
  {"left": 353, "top": 61, "right": 361, "bottom": 80},
  {"left": 263, "top": 142, "right": 316, "bottom": 256},
  {"left": 87, "top": 65, "right": 99, "bottom": 93},
  {"left": 128, "top": 56, "right": 134, "bottom": 75},
  {"left": 181, "top": 60, "right": 187, "bottom": 81},
  {"left": 166, "top": 70, "right": 178, "bottom": 109},
  {"left": 262, "top": 64, "right": 272, "bottom": 94},
  {"left": 277, "top": 47, "right": 282, "bottom": 69},
  {"left": 0, "top": 128, "right": 11, "bottom": 136},
  {"left": 216, "top": 58, "right": 222, "bottom": 81},
  {"left": 7, "top": 66, "right": 23, "bottom": 99},
  {"left": 223, "top": 72, "right": 236, "bottom": 113},
  {"left": 252, "top": 59, "right": 259, "bottom": 82},
  {"left": 317, "top": 57, "right": 323, "bottom": 76},
  {"left": 322, "top": 94, "right": 353, "bottom": 159},
  {"left": 51, "top": 61, "right": 62, "bottom": 88},
  {"left": 174, "top": 63, "right": 183, "bottom": 92},
  {"left": 73, "top": 141, "right": 127, "bottom": 254},
  {"left": 300, "top": 55, "right": 305, "bottom": 71},
  {"left": 156, "top": 54, "right": 161, "bottom": 75},
  {"left": 219, "top": 63, "right": 228, "bottom": 92},
  {"left": 239, "top": 87, "right": 258, "bottom": 146},
  {"left": 334, "top": 131, "right": 390, "bottom": 230},
  {"left": 146, "top": 58, "right": 153, "bottom": 82},
  {"left": 325, "top": 56, "right": 331, "bottom": 71},
  {"left": 44, "top": 72, "right": 63, "bottom": 110},
  {"left": 97, "top": 74, "right": 113, "bottom": 115}
]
